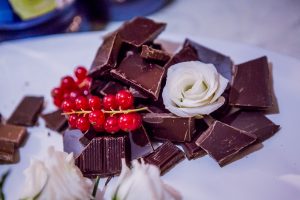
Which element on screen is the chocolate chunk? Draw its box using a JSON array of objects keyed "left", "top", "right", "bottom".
[
  {"left": 0, "top": 142, "right": 15, "bottom": 154},
  {"left": 0, "top": 151, "right": 16, "bottom": 163},
  {"left": 165, "top": 45, "right": 198, "bottom": 68},
  {"left": 196, "top": 121, "right": 256, "bottom": 166},
  {"left": 118, "top": 17, "right": 166, "bottom": 47},
  {"left": 143, "top": 113, "right": 195, "bottom": 142},
  {"left": 76, "top": 134, "right": 130, "bottom": 178},
  {"left": 229, "top": 56, "right": 272, "bottom": 109},
  {"left": 141, "top": 45, "right": 170, "bottom": 64},
  {"left": 7, "top": 96, "right": 44, "bottom": 126},
  {"left": 184, "top": 39, "right": 233, "bottom": 80},
  {"left": 143, "top": 141, "right": 185, "bottom": 175},
  {"left": 100, "top": 81, "right": 127, "bottom": 96},
  {"left": 63, "top": 129, "right": 85, "bottom": 158},
  {"left": 210, "top": 87, "right": 231, "bottom": 119},
  {"left": 129, "top": 87, "right": 148, "bottom": 99},
  {"left": 181, "top": 120, "right": 208, "bottom": 160},
  {"left": 110, "top": 54, "right": 165, "bottom": 100},
  {"left": 42, "top": 110, "right": 68, "bottom": 132},
  {"left": 0, "top": 124, "right": 27, "bottom": 148},
  {"left": 129, "top": 126, "right": 154, "bottom": 160},
  {"left": 221, "top": 111, "right": 280, "bottom": 142},
  {"left": 90, "top": 79, "right": 108, "bottom": 96}
]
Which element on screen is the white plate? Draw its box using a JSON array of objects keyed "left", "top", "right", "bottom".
[{"left": 0, "top": 32, "right": 300, "bottom": 200}]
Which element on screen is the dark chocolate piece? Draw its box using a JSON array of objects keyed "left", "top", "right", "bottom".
[
  {"left": 63, "top": 129, "right": 85, "bottom": 158},
  {"left": 184, "top": 39, "right": 233, "bottom": 80},
  {"left": 0, "top": 142, "right": 14, "bottom": 154},
  {"left": 143, "top": 141, "right": 185, "bottom": 175},
  {"left": 110, "top": 54, "right": 165, "bottom": 100},
  {"left": 141, "top": 45, "right": 170, "bottom": 63},
  {"left": 221, "top": 111, "right": 280, "bottom": 141},
  {"left": 90, "top": 79, "right": 108, "bottom": 96},
  {"left": 143, "top": 113, "right": 195, "bottom": 142},
  {"left": 0, "top": 124, "right": 27, "bottom": 148},
  {"left": 129, "top": 87, "right": 148, "bottom": 99},
  {"left": 229, "top": 56, "right": 272, "bottom": 109},
  {"left": 118, "top": 17, "right": 166, "bottom": 47},
  {"left": 79, "top": 128, "right": 99, "bottom": 146},
  {"left": 7, "top": 96, "right": 44, "bottom": 126},
  {"left": 210, "top": 87, "right": 231, "bottom": 120},
  {"left": 42, "top": 110, "right": 68, "bottom": 132},
  {"left": 100, "top": 81, "right": 127, "bottom": 96},
  {"left": 0, "top": 151, "right": 15, "bottom": 163},
  {"left": 129, "top": 126, "right": 154, "bottom": 160},
  {"left": 165, "top": 45, "right": 198, "bottom": 68},
  {"left": 76, "top": 135, "right": 130, "bottom": 178},
  {"left": 196, "top": 121, "right": 256, "bottom": 166}
]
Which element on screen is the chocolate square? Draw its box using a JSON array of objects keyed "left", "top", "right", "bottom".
[
  {"left": 0, "top": 124, "right": 27, "bottom": 148},
  {"left": 165, "top": 45, "right": 198, "bottom": 68},
  {"left": 141, "top": 45, "right": 170, "bottom": 64},
  {"left": 42, "top": 110, "right": 68, "bottom": 132}
]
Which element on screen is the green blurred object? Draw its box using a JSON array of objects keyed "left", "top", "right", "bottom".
[{"left": 9, "top": 0, "right": 56, "bottom": 20}]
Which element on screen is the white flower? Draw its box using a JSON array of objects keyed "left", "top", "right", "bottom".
[
  {"left": 20, "top": 146, "right": 93, "bottom": 200},
  {"left": 162, "top": 61, "right": 229, "bottom": 117},
  {"left": 113, "top": 159, "right": 182, "bottom": 200}
]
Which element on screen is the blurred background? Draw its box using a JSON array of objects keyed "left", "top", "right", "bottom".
[{"left": 0, "top": 0, "right": 300, "bottom": 59}]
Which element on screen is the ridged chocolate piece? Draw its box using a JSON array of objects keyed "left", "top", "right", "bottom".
[
  {"left": 141, "top": 45, "right": 170, "bottom": 64},
  {"left": 143, "top": 113, "right": 195, "bottom": 142},
  {"left": 42, "top": 110, "right": 68, "bottom": 132},
  {"left": 110, "top": 54, "right": 165, "bottom": 100},
  {"left": 221, "top": 111, "right": 280, "bottom": 142},
  {"left": 196, "top": 121, "right": 257, "bottom": 166},
  {"left": 165, "top": 45, "right": 198, "bottom": 69},
  {"left": 0, "top": 151, "right": 16, "bottom": 163},
  {"left": 63, "top": 129, "right": 85, "bottom": 158},
  {"left": 144, "top": 141, "right": 185, "bottom": 175},
  {"left": 184, "top": 39, "right": 233, "bottom": 80},
  {"left": 76, "top": 135, "right": 130, "bottom": 178},
  {"left": 7, "top": 96, "right": 44, "bottom": 126},
  {"left": 229, "top": 56, "right": 272, "bottom": 109},
  {"left": 0, "top": 124, "right": 27, "bottom": 148}
]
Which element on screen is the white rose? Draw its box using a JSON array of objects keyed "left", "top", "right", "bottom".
[
  {"left": 20, "top": 146, "right": 93, "bottom": 200},
  {"left": 162, "top": 61, "right": 229, "bottom": 117},
  {"left": 113, "top": 159, "right": 182, "bottom": 200}
]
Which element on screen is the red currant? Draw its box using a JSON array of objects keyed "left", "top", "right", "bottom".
[
  {"left": 115, "top": 90, "right": 134, "bottom": 109},
  {"left": 76, "top": 116, "right": 90, "bottom": 132},
  {"left": 104, "top": 116, "right": 120, "bottom": 133},
  {"left": 88, "top": 96, "right": 102, "bottom": 110},
  {"left": 68, "top": 114, "right": 78, "bottom": 129},
  {"left": 51, "top": 87, "right": 63, "bottom": 99},
  {"left": 103, "top": 94, "right": 117, "bottom": 110},
  {"left": 88, "top": 110, "right": 105, "bottom": 127},
  {"left": 61, "top": 76, "right": 76, "bottom": 91},
  {"left": 118, "top": 113, "right": 142, "bottom": 132},
  {"left": 61, "top": 99, "right": 75, "bottom": 112},
  {"left": 69, "top": 90, "right": 81, "bottom": 100},
  {"left": 74, "top": 66, "right": 87, "bottom": 81},
  {"left": 93, "top": 124, "right": 104, "bottom": 132},
  {"left": 53, "top": 97, "right": 63, "bottom": 108},
  {"left": 75, "top": 96, "right": 89, "bottom": 110}
]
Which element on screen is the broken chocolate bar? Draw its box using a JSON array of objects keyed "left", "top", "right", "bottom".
[
  {"left": 184, "top": 39, "right": 233, "bottom": 80},
  {"left": 165, "top": 45, "right": 198, "bottom": 68},
  {"left": 196, "top": 121, "right": 256, "bottom": 166},
  {"left": 143, "top": 113, "right": 195, "bottom": 142},
  {"left": 0, "top": 151, "right": 16, "bottom": 163},
  {"left": 42, "top": 110, "right": 68, "bottom": 132},
  {"left": 90, "top": 79, "right": 108, "bottom": 96},
  {"left": 0, "top": 124, "right": 27, "bottom": 148},
  {"left": 63, "top": 129, "right": 85, "bottom": 158},
  {"left": 229, "top": 56, "right": 272, "bottom": 109},
  {"left": 141, "top": 45, "right": 170, "bottom": 64},
  {"left": 129, "top": 126, "right": 154, "bottom": 160},
  {"left": 143, "top": 141, "right": 185, "bottom": 175},
  {"left": 221, "top": 111, "right": 280, "bottom": 142},
  {"left": 76, "top": 134, "right": 130, "bottom": 178},
  {"left": 7, "top": 96, "right": 44, "bottom": 126},
  {"left": 100, "top": 81, "right": 127, "bottom": 96},
  {"left": 110, "top": 54, "right": 165, "bottom": 100}
]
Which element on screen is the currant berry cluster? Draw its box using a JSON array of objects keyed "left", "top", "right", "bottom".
[
  {"left": 51, "top": 66, "right": 91, "bottom": 108},
  {"left": 60, "top": 90, "right": 145, "bottom": 133}
]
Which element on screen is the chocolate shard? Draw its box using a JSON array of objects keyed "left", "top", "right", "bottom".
[
  {"left": 0, "top": 151, "right": 16, "bottom": 163},
  {"left": 63, "top": 129, "right": 85, "bottom": 158},
  {"left": 42, "top": 110, "right": 68, "bottom": 132},
  {"left": 184, "top": 39, "right": 233, "bottom": 80},
  {"left": 129, "top": 87, "right": 148, "bottom": 99},
  {"left": 141, "top": 45, "right": 171, "bottom": 64},
  {"left": 143, "top": 113, "right": 195, "bottom": 142},
  {"left": 110, "top": 54, "right": 165, "bottom": 100},
  {"left": 196, "top": 121, "right": 256, "bottom": 166},
  {"left": 0, "top": 124, "right": 27, "bottom": 148},
  {"left": 129, "top": 125, "right": 154, "bottom": 160},
  {"left": 90, "top": 79, "right": 108, "bottom": 96},
  {"left": 118, "top": 17, "right": 166, "bottom": 47},
  {"left": 79, "top": 128, "right": 99, "bottom": 146},
  {"left": 229, "top": 56, "right": 272, "bottom": 109},
  {"left": 181, "top": 119, "right": 208, "bottom": 160},
  {"left": 221, "top": 111, "right": 280, "bottom": 142},
  {"left": 143, "top": 141, "right": 185, "bottom": 175},
  {"left": 100, "top": 81, "right": 127, "bottom": 96},
  {"left": 7, "top": 96, "right": 44, "bottom": 126},
  {"left": 0, "top": 142, "right": 15, "bottom": 154},
  {"left": 89, "top": 32, "right": 123, "bottom": 77},
  {"left": 76, "top": 134, "right": 130, "bottom": 178},
  {"left": 165, "top": 45, "right": 198, "bottom": 68}
]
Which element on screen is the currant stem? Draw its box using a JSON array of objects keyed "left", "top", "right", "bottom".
[{"left": 62, "top": 107, "right": 148, "bottom": 115}]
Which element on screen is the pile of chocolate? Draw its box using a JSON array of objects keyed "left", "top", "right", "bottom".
[{"left": 63, "top": 17, "right": 280, "bottom": 178}]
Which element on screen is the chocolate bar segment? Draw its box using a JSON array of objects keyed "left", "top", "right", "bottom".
[
  {"left": 165, "top": 45, "right": 198, "bottom": 68},
  {"left": 0, "top": 151, "right": 16, "bottom": 163},
  {"left": 110, "top": 54, "right": 165, "bottom": 100},
  {"left": 184, "top": 39, "right": 233, "bottom": 80},
  {"left": 143, "top": 113, "right": 195, "bottom": 142},
  {"left": 196, "top": 121, "right": 256, "bottom": 166},
  {"left": 229, "top": 56, "right": 272, "bottom": 109},
  {"left": 76, "top": 135, "right": 130, "bottom": 178},
  {"left": 144, "top": 141, "right": 185, "bottom": 175},
  {"left": 7, "top": 96, "right": 44, "bottom": 126},
  {"left": 100, "top": 81, "right": 127, "bottom": 96},
  {"left": 0, "top": 124, "right": 27, "bottom": 148},
  {"left": 221, "top": 111, "right": 280, "bottom": 141},
  {"left": 90, "top": 79, "right": 108, "bottom": 96},
  {"left": 42, "top": 110, "right": 68, "bottom": 132},
  {"left": 63, "top": 129, "right": 85, "bottom": 158},
  {"left": 141, "top": 45, "right": 170, "bottom": 64}
]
